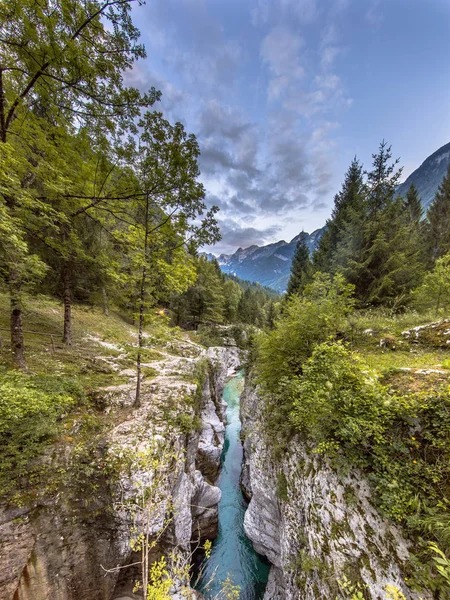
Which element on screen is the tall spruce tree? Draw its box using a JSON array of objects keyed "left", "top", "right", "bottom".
[
  {"left": 426, "top": 163, "right": 450, "bottom": 261},
  {"left": 348, "top": 142, "right": 423, "bottom": 306},
  {"left": 287, "top": 236, "right": 311, "bottom": 296},
  {"left": 312, "top": 157, "right": 366, "bottom": 275},
  {"left": 404, "top": 183, "right": 423, "bottom": 224}
]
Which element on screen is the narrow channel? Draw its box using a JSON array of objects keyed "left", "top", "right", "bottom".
[{"left": 196, "top": 372, "right": 269, "bottom": 599}]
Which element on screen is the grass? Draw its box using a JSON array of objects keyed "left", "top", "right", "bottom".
[
  {"left": 0, "top": 290, "right": 199, "bottom": 381},
  {"left": 362, "top": 349, "right": 449, "bottom": 374},
  {"left": 345, "top": 307, "right": 450, "bottom": 376},
  {"left": 347, "top": 307, "right": 442, "bottom": 337}
]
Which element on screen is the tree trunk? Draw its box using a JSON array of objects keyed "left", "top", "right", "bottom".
[
  {"left": 10, "top": 268, "right": 27, "bottom": 370},
  {"left": 63, "top": 264, "right": 72, "bottom": 345},
  {"left": 134, "top": 264, "right": 146, "bottom": 408},
  {"left": 102, "top": 285, "right": 109, "bottom": 316},
  {"left": 134, "top": 193, "right": 150, "bottom": 409}
]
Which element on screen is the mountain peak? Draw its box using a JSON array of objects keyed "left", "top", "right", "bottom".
[
  {"left": 397, "top": 142, "right": 450, "bottom": 211},
  {"left": 215, "top": 228, "right": 324, "bottom": 292}
]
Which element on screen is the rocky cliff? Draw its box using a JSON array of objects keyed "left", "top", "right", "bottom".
[
  {"left": 240, "top": 378, "right": 432, "bottom": 600},
  {"left": 0, "top": 343, "right": 240, "bottom": 600}
]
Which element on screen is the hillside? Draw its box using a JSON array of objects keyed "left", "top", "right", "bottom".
[
  {"left": 397, "top": 141, "right": 450, "bottom": 210},
  {"left": 216, "top": 228, "right": 324, "bottom": 292}
]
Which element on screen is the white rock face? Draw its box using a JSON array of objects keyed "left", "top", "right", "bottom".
[
  {"left": 241, "top": 381, "right": 432, "bottom": 600},
  {"left": 196, "top": 347, "right": 241, "bottom": 482}
]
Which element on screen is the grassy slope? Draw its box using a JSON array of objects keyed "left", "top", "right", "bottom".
[
  {"left": 347, "top": 309, "right": 450, "bottom": 376},
  {"left": 0, "top": 291, "right": 193, "bottom": 384},
  {"left": 0, "top": 292, "right": 202, "bottom": 501}
]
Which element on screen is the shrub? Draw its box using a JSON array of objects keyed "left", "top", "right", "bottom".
[
  {"left": 289, "top": 342, "right": 390, "bottom": 450},
  {"left": 256, "top": 273, "right": 355, "bottom": 392},
  {"left": 0, "top": 373, "right": 83, "bottom": 493},
  {"left": 288, "top": 341, "right": 450, "bottom": 566}
]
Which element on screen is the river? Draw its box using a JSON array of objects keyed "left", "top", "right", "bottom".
[{"left": 195, "top": 372, "right": 269, "bottom": 599}]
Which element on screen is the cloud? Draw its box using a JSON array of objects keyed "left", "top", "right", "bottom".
[
  {"left": 199, "top": 101, "right": 252, "bottom": 141},
  {"left": 197, "top": 102, "right": 261, "bottom": 180},
  {"left": 205, "top": 219, "right": 283, "bottom": 255},
  {"left": 365, "top": 0, "right": 383, "bottom": 26},
  {"left": 133, "top": 0, "right": 242, "bottom": 98},
  {"left": 129, "top": 0, "right": 355, "bottom": 252}
]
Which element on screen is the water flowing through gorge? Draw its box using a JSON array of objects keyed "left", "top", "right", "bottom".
[{"left": 196, "top": 372, "right": 269, "bottom": 599}]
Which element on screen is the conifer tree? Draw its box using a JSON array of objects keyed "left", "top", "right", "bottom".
[
  {"left": 404, "top": 183, "right": 423, "bottom": 224},
  {"left": 312, "top": 158, "right": 365, "bottom": 275},
  {"left": 345, "top": 143, "right": 400, "bottom": 303},
  {"left": 344, "top": 142, "right": 424, "bottom": 305},
  {"left": 286, "top": 236, "right": 311, "bottom": 296},
  {"left": 426, "top": 163, "right": 450, "bottom": 261}
]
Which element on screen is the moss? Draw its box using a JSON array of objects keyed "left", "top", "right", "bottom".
[
  {"left": 343, "top": 484, "right": 358, "bottom": 506},
  {"left": 141, "top": 367, "right": 158, "bottom": 379},
  {"left": 277, "top": 471, "right": 289, "bottom": 502},
  {"left": 331, "top": 521, "right": 344, "bottom": 540}
]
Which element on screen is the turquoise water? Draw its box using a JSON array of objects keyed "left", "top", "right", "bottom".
[{"left": 196, "top": 372, "right": 270, "bottom": 599}]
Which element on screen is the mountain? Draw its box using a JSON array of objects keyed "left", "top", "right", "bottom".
[
  {"left": 397, "top": 141, "right": 450, "bottom": 211},
  {"left": 215, "top": 228, "right": 324, "bottom": 292}
]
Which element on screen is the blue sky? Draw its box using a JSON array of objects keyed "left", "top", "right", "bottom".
[{"left": 127, "top": 0, "right": 450, "bottom": 254}]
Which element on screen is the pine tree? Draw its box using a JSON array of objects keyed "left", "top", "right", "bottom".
[
  {"left": 349, "top": 142, "right": 423, "bottom": 306},
  {"left": 426, "top": 163, "right": 450, "bottom": 261},
  {"left": 365, "top": 141, "right": 402, "bottom": 214},
  {"left": 404, "top": 183, "right": 423, "bottom": 224},
  {"left": 313, "top": 158, "right": 366, "bottom": 276},
  {"left": 286, "top": 236, "right": 311, "bottom": 296}
]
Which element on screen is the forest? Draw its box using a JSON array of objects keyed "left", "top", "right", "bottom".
[
  {"left": 0, "top": 0, "right": 276, "bottom": 372},
  {"left": 2, "top": 1, "right": 450, "bottom": 599}
]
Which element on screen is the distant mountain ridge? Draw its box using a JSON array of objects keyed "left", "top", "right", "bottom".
[
  {"left": 214, "top": 228, "right": 324, "bottom": 292},
  {"left": 397, "top": 141, "right": 450, "bottom": 211}
]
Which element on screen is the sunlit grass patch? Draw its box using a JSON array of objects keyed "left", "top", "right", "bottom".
[{"left": 362, "top": 349, "right": 450, "bottom": 374}]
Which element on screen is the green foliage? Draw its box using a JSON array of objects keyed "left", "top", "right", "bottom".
[
  {"left": 313, "top": 157, "right": 366, "bottom": 276},
  {"left": 313, "top": 144, "right": 426, "bottom": 308},
  {"left": 223, "top": 279, "right": 243, "bottom": 322},
  {"left": 277, "top": 471, "right": 289, "bottom": 501},
  {"left": 286, "top": 236, "right": 311, "bottom": 297},
  {"left": 289, "top": 342, "right": 389, "bottom": 450},
  {"left": 0, "top": 372, "right": 84, "bottom": 493},
  {"left": 428, "top": 542, "right": 450, "bottom": 585},
  {"left": 170, "top": 259, "right": 278, "bottom": 330},
  {"left": 287, "top": 339, "right": 450, "bottom": 591},
  {"left": 413, "top": 252, "right": 450, "bottom": 314},
  {"left": 426, "top": 163, "right": 450, "bottom": 261},
  {"left": 256, "top": 273, "right": 355, "bottom": 391},
  {"left": 336, "top": 575, "right": 368, "bottom": 600},
  {"left": 404, "top": 184, "right": 423, "bottom": 224}
]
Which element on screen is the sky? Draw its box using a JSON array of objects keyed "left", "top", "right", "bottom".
[{"left": 127, "top": 0, "right": 450, "bottom": 255}]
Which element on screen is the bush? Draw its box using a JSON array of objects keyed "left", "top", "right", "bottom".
[
  {"left": 256, "top": 273, "right": 355, "bottom": 392},
  {"left": 413, "top": 252, "right": 450, "bottom": 315},
  {"left": 289, "top": 342, "right": 390, "bottom": 451},
  {"left": 0, "top": 373, "right": 84, "bottom": 493}
]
